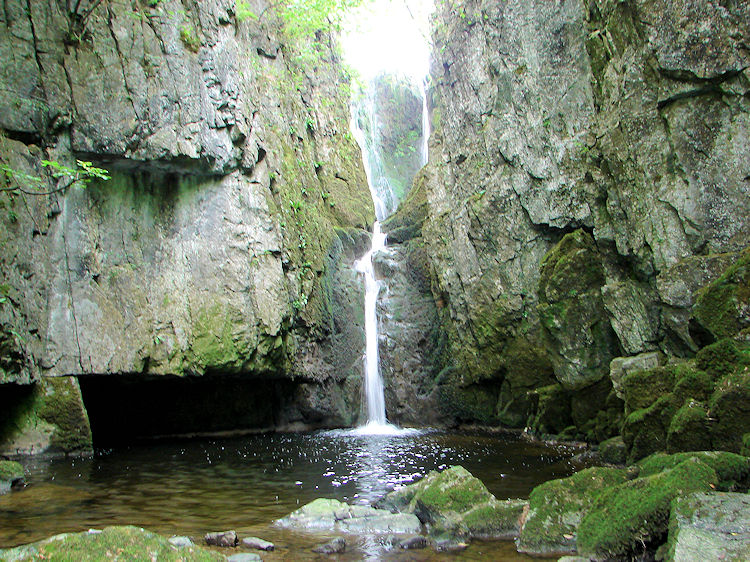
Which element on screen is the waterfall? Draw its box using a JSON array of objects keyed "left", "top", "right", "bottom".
[
  {"left": 349, "top": 75, "right": 430, "bottom": 433},
  {"left": 354, "top": 223, "right": 387, "bottom": 425}
]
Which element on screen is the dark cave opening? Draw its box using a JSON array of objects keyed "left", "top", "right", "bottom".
[{"left": 77, "top": 374, "right": 296, "bottom": 447}]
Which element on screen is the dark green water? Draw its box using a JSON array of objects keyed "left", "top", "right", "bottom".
[{"left": 0, "top": 429, "right": 588, "bottom": 559}]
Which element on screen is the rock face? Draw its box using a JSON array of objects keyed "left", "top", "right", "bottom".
[
  {"left": 0, "top": 0, "right": 374, "bottom": 449},
  {"left": 414, "top": 0, "right": 750, "bottom": 436},
  {"left": 667, "top": 492, "right": 750, "bottom": 562}
]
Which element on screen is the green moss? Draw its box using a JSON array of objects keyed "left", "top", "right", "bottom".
[
  {"left": 416, "top": 466, "right": 493, "bottom": 516},
  {"left": 671, "top": 365, "right": 713, "bottom": 405},
  {"left": 667, "top": 400, "right": 711, "bottom": 453},
  {"left": 577, "top": 458, "right": 718, "bottom": 559},
  {"left": 621, "top": 366, "right": 676, "bottom": 412},
  {"left": 538, "top": 230, "right": 605, "bottom": 299},
  {"left": 638, "top": 451, "right": 750, "bottom": 487},
  {"left": 742, "top": 433, "right": 750, "bottom": 457},
  {"left": 0, "top": 460, "right": 23, "bottom": 482},
  {"left": 517, "top": 466, "right": 628, "bottom": 554},
  {"left": 38, "top": 377, "right": 92, "bottom": 454},
  {"left": 179, "top": 25, "right": 201, "bottom": 53},
  {"left": 599, "top": 435, "right": 627, "bottom": 464},
  {"left": 695, "top": 338, "right": 749, "bottom": 379},
  {"left": 622, "top": 394, "right": 676, "bottom": 462},
  {"left": 708, "top": 363, "right": 750, "bottom": 453},
  {"left": 461, "top": 499, "right": 527, "bottom": 538},
  {"left": 692, "top": 247, "right": 750, "bottom": 339},
  {"left": 0, "top": 526, "right": 224, "bottom": 561},
  {"left": 527, "top": 383, "right": 572, "bottom": 435}
]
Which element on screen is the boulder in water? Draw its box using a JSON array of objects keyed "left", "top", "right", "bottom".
[
  {"left": 379, "top": 465, "right": 527, "bottom": 540},
  {"left": 277, "top": 498, "right": 420, "bottom": 534},
  {"left": 204, "top": 530, "right": 238, "bottom": 547},
  {"left": 312, "top": 537, "right": 346, "bottom": 554},
  {"left": 0, "top": 461, "right": 24, "bottom": 495},
  {"left": 240, "top": 536, "right": 274, "bottom": 551}
]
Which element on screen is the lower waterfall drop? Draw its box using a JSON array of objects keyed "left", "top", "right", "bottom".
[{"left": 354, "top": 223, "right": 388, "bottom": 428}]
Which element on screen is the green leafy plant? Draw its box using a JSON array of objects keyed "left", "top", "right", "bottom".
[
  {"left": 236, "top": 0, "right": 258, "bottom": 22},
  {"left": 179, "top": 25, "right": 201, "bottom": 53},
  {"left": 1, "top": 159, "right": 109, "bottom": 196}
]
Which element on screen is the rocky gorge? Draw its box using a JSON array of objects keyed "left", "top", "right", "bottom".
[{"left": 1, "top": 0, "right": 749, "bottom": 560}]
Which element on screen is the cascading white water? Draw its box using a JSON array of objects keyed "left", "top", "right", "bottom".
[
  {"left": 349, "top": 79, "right": 430, "bottom": 434},
  {"left": 342, "top": 0, "right": 433, "bottom": 434},
  {"left": 354, "top": 223, "right": 387, "bottom": 425}
]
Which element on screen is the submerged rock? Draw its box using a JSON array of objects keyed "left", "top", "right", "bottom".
[
  {"left": 277, "top": 498, "right": 420, "bottom": 534},
  {"left": 204, "top": 530, "right": 238, "bottom": 548},
  {"left": 0, "top": 461, "right": 23, "bottom": 494},
  {"left": 240, "top": 537, "right": 274, "bottom": 551},
  {"left": 396, "top": 535, "right": 428, "bottom": 550},
  {"left": 226, "top": 555, "right": 261, "bottom": 562},
  {"left": 666, "top": 492, "right": 750, "bottom": 562},
  {"left": 312, "top": 537, "right": 346, "bottom": 554},
  {"left": 380, "top": 465, "right": 527, "bottom": 540}
]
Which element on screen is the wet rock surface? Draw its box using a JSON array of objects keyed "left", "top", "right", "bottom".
[
  {"left": 204, "top": 530, "right": 238, "bottom": 548},
  {"left": 277, "top": 498, "right": 421, "bottom": 535},
  {"left": 312, "top": 537, "right": 346, "bottom": 554}
]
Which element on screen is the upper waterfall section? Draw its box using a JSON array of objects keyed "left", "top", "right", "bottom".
[{"left": 342, "top": 0, "right": 433, "bottom": 221}]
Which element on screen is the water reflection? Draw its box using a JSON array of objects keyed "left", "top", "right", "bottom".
[{"left": 1, "top": 429, "right": 588, "bottom": 559}]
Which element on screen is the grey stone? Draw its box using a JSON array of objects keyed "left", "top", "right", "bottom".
[
  {"left": 204, "top": 530, "right": 237, "bottom": 547},
  {"left": 226, "top": 555, "right": 261, "bottom": 562},
  {"left": 396, "top": 535, "right": 428, "bottom": 550},
  {"left": 240, "top": 537, "right": 274, "bottom": 551},
  {"left": 277, "top": 498, "right": 421, "bottom": 535},
  {"left": 167, "top": 536, "right": 193, "bottom": 548},
  {"left": 312, "top": 537, "right": 346, "bottom": 555},
  {"left": 609, "top": 352, "right": 663, "bottom": 400},
  {"left": 668, "top": 492, "right": 750, "bottom": 562}
]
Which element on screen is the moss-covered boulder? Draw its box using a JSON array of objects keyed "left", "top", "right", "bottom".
[
  {"left": 0, "top": 526, "right": 225, "bottom": 561},
  {"left": 537, "top": 230, "right": 621, "bottom": 391},
  {"left": 379, "top": 465, "right": 527, "bottom": 540},
  {"left": 637, "top": 451, "right": 750, "bottom": 490},
  {"left": 666, "top": 492, "right": 750, "bottom": 562},
  {"left": 1, "top": 377, "right": 92, "bottom": 457},
  {"left": 620, "top": 342, "right": 750, "bottom": 461},
  {"left": 598, "top": 436, "right": 627, "bottom": 464},
  {"left": 0, "top": 460, "right": 23, "bottom": 494},
  {"left": 691, "top": 247, "right": 750, "bottom": 341},
  {"left": 577, "top": 458, "right": 718, "bottom": 559},
  {"left": 516, "top": 466, "right": 629, "bottom": 556}
]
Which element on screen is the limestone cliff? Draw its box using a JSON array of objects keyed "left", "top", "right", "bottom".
[
  {"left": 415, "top": 0, "right": 749, "bottom": 446},
  {"left": 0, "top": 0, "right": 374, "bottom": 453}
]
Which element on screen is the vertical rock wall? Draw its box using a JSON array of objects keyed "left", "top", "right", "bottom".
[
  {"left": 0, "top": 0, "right": 375, "bottom": 451},
  {"left": 420, "top": 0, "right": 749, "bottom": 441}
]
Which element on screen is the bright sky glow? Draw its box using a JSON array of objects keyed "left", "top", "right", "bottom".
[{"left": 341, "top": 0, "right": 434, "bottom": 83}]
